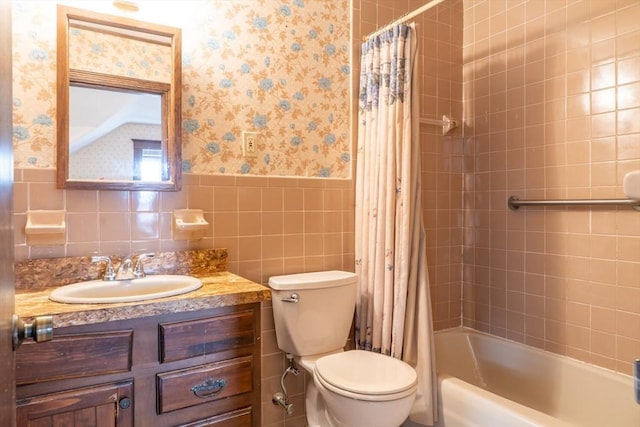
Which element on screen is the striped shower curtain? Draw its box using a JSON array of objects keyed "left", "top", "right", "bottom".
[{"left": 355, "top": 23, "right": 437, "bottom": 426}]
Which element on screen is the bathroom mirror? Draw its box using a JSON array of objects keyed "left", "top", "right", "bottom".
[{"left": 56, "top": 5, "right": 182, "bottom": 191}]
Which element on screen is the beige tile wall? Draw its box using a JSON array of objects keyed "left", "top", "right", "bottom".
[
  {"left": 354, "top": 0, "right": 465, "bottom": 331},
  {"left": 16, "top": 1, "right": 640, "bottom": 425},
  {"left": 357, "top": 0, "right": 640, "bottom": 377},
  {"left": 13, "top": 168, "right": 353, "bottom": 427},
  {"left": 418, "top": 0, "right": 465, "bottom": 331},
  {"left": 14, "top": 169, "right": 354, "bottom": 277},
  {"left": 463, "top": 0, "right": 640, "bottom": 375}
]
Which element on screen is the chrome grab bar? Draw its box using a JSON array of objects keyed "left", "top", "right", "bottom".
[
  {"left": 508, "top": 196, "right": 640, "bottom": 211},
  {"left": 281, "top": 293, "right": 299, "bottom": 303}
]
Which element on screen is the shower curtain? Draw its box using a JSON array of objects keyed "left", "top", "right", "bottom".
[{"left": 355, "top": 24, "right": 437, "bottom": 426}]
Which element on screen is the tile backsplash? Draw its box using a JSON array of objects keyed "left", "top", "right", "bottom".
[
  {"left": 13, "top": 248, "right": 229, "bottom": 291},
  {"left": 14, "top": 168, "right": 354, "bottom": 286}
]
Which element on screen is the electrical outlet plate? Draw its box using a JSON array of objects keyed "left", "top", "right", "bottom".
[{"left": 242, "top": 132, "right": 258, "bottom": 158}]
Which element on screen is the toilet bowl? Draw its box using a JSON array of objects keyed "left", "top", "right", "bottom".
[
  {"left": 309, "top": 350, "right": 417, "bottom": 427},
  {"left": 269, "top": 271, "right": 418, "bottom": 427}
]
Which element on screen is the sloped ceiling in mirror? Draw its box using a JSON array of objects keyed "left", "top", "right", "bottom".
[{"left": 68, "top": 86, "right": 161, "bottom": 153}]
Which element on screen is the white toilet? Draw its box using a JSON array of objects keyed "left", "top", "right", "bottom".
[{"left": 269, "top": 270, "right": 418, "bottom": 427}]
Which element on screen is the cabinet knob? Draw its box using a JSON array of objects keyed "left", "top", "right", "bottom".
[
  {"left": 191, "top": 378, "right": 227, "bottom": 398},
  {"left": 119, "top": 397, "right": 131, "bottom": 410}
]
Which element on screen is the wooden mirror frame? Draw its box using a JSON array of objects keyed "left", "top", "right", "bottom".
[{"left": 56, "top": 5, "right": 182, "bottom": 191}]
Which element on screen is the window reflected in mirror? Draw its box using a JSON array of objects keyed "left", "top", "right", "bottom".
[{"left": 132, "top": 139, "right": 163, "bottom": 181}]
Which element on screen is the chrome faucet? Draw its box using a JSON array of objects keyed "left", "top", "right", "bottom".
[
  {"left": 92, "top": 253, "right": 155, "bottom": 281},
  {"left": 91, "top": 256, "right": 116, "bottom": 281},
  {"left": 115, "top": 257, "right": 135, "bottom": 280},
  {"left": 132, "top": 253, "right": 154, "bottom": 279}
]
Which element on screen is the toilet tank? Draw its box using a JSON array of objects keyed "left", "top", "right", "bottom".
[{"left": 269, "top": 270, "right": 357, "bottom": 356}]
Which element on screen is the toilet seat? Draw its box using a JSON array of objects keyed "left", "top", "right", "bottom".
[{"left": 314, "top": 350, "right": 417, "bottom": 402}]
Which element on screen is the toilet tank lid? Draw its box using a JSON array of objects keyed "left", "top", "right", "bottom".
[{"left": 269, "top": 270, "right": 357, "bottom": 290}]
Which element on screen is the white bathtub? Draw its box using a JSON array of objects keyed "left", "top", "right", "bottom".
[{"left": 432, "top": 328, "right": 640, "bottom": 427}]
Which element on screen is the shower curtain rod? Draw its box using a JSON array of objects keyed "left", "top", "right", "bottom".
[{"left": 363, "top": 0, "right": 449, "bottom": 41}]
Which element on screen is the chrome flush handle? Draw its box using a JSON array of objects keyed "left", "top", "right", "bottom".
[{"left": 281, "top": 293, "right": 299, "bottom": 303}]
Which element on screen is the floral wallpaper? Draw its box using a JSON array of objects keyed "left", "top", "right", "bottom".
[
  {"left": 69, "top": 27, "right": 172, "bottom": 83},
  {"left": 12, "top": 0, "right": 351, "bottom": 178},
  {"left": 12, "top": 1, "right": 57, "bottom": 169}
]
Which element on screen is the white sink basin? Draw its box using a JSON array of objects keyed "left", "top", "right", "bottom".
[{"left": 49, "top": 275, "right": 203, "bottom": 304}]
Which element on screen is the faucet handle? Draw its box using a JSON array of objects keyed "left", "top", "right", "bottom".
[
  {"left": 133, "top": 253, "right": 155, "bottom": 279},
  {"left": 91, "top": 255, "right": 116, "bottom": 281}
]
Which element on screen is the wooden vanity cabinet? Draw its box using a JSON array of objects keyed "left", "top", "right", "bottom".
[{"left": 16, "top": 303, "right": 261, "bottom": 427}]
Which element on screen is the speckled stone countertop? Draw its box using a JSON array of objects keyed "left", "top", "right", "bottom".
[
  {"left": 14, "top": 249, "right": 271, "bottom": 328},
  {"left": 15, "top": 272, "right": 271, "bottom": 328}
]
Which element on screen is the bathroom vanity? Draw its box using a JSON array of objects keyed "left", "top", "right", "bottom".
[{"left": 14, "top": 257, "right": 270, "bottom": 427}]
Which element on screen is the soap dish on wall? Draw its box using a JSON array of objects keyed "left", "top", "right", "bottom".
[
  {"left": 623, "top": 171, "right": 640, "bottom": 200},
  {"left": 172, "top": 209, "right": 209, "bottom": 240},
  {"left": 25, "top": 210, "right": 66, "bottom": 246}
]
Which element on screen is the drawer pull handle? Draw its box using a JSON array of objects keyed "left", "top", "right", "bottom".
[{"left": 191, "top": 378, "right": 227, "bottom": 398}]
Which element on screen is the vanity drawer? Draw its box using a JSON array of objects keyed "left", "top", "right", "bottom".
[
  {"left": 159, "top": 309, "right": 256, "bottom": 362},
  {"left": 16, "top": 330, "right": 133, "bottom": 385},
  {"left": 180, "top": 407, "right": 252, "bottom": 427},
  {"left": 157, "top": 356, "right": 253, "bottom": 414}
]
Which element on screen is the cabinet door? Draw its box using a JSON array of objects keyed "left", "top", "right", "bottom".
[{"left": 16, "top": 380, "right": 133, "bottom": 427}]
